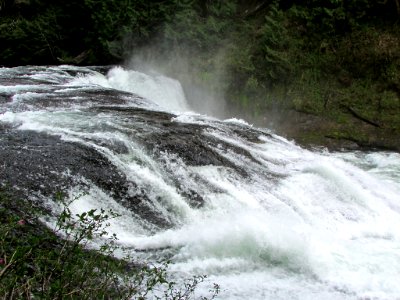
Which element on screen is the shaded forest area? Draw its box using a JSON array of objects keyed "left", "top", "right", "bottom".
[{"left": 1, "top": 0, "right": 400, "bottom": 150}]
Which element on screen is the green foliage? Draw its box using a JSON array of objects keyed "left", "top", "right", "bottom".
[
  {"left": 0, "top": 1, "right": 95, "bottom": 65},
  {"left": 288, "top": 0, "right": 348, "bottom": 37},
  {"left": 163, "top": 0, "right": 237, "bottom": 52},
  {"left": 0, "top": 190, "right": 220, "bottom": 299},
  {"left": 287, "top": 0, "right": 398, "bottom": 39},
  {"left": 83, "top": 0, "right": 180, "bottom": 60},
  {"left": 258, "top": 4, "right": 293, "bottom": 84},
  {"left": 0, "top": 10, "right": 60, "bottom": 64},
  {"left": 0, "top": 0, "right": 180, "bottom": 65}
]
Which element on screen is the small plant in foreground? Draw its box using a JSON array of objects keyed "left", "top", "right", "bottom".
[{"left": 0, "top": 190, "right": 220, "bottom": 299}]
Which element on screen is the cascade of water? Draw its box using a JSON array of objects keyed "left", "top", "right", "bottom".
[
  {"left": 1, "top": 65, "right": 400, "bottom": 299},
  {"left": 67, "top": 66, "right": 190, "bottom": 112}
]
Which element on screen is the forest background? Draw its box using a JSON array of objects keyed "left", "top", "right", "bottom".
[{"left": 1, "top": 0, "right": 399, "bottom": 150}]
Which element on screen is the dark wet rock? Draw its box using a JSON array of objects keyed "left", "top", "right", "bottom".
[
  {"left": 3, "top": 85, "right": 149, "bottom": 113},
  {"left": 91, "top": 106, "right": 286, "bottom": 183},
  {"left": 0, "top": 129, "right": 173, "bottom": 229},
  {"left": 0, "top": 78, "right": 41, "bottom": 86},
  {"left": 147, "top": 125, "right": 228, "bottom": 166},
  {"left": 93, "top": 106, "right": 174, "bottom": 122},
  {"left": 232, "top": 127, "right": 266, "bottom": 144},
  {"left": 0, "top": 94, "right": 12, "bottom": 104},
  {"left": 93, "top": 106, "right": 253, "bottom": 175}
]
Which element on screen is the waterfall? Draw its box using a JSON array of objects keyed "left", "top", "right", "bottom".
[{"left": 1, "top": 65, "right": 400, "bottom": 299}]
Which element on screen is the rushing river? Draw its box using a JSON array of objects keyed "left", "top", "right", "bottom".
[{"left": 1, "top": 65, "right": 400, "bottom": 300}]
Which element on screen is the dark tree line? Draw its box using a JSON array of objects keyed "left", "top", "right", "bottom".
[{"left": 0, "top": 0, "right": 398, "bottom": 66}]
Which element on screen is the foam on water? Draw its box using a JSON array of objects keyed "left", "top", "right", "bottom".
[
  {"left": 223, "top": 117, "right": 252, "bottom": 126},
  {"left": 69, "top": 66, "right": 190, "bottom": 112},
  {"left": 1, "top": 65, "right": 400, "bottom": 299},
  {"left": 41, "top": 182, "right": 149, "bottom": 238},
  {"left": 0, "top": 84, "right": 53, "bottom": 94}
]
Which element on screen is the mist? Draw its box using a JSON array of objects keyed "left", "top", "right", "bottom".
[
  {"left": 119, "top": 1, "right": 297, "bottom": 138},
  {"left": 124, "top": 44, "right": 232, "bottom": 119}
]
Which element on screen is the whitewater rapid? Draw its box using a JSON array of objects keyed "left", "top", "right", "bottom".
[{"left": 1, "top": 65, "right": 400, "bottom": 300}]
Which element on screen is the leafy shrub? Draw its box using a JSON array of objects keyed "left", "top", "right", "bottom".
[{"left": 0, "top": 190, "right": 220, "bottom": 299}]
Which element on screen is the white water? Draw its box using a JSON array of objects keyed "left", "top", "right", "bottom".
[
  {"left": 68, "top": 66, "right": 190, "bottom": 112},
  {"left": 1, "top": 66, "right": 400, "bottom": 299}
]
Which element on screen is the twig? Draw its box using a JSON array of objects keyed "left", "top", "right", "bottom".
[{"left": 346, "top": 106, "right": 381, "bottom": 128}]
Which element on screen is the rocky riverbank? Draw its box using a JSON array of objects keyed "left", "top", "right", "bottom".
[{"left": 256, "top": 109, "right": 400, "bottom": 152}]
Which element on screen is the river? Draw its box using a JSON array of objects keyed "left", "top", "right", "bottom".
[{"left": 1, "top": 65, "right": 400, "bottom": 299}]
